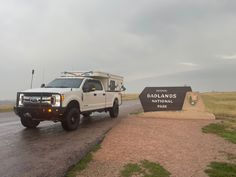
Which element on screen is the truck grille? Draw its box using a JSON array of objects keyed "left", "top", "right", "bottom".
[{"left": 22, "top": 93, "right": 52, "bottom": 107}]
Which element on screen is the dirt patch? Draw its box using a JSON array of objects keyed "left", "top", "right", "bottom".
[{"left": 77, "top": 116, "right": 236, "bottom": 177}]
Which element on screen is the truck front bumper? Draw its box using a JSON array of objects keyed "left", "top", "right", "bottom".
[{"left": 14, "top": 106, "right": 66, "bottom": 121}]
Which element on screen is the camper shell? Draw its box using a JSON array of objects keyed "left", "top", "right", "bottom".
[{"left": 61, "top": 71, "right": 124, "bottom": 92}]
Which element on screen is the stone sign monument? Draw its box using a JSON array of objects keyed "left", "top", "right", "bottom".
[
  {"left": 139, "top": 87, "right": 192, "bottom": 112},
  {"left": 138, "top": 86, "right": 215, "bottom": 120}
]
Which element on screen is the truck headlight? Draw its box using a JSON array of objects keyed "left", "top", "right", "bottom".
[
  {"left": 18, "top": 94, "right": 24, "bottom": 106},
  {"left": 51, "top": 94, "right": 61, "bottom": 107}
]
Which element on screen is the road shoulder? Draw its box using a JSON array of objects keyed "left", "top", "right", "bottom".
[{"left": 75, "top": 116, "right": 236, "bottom": 177}]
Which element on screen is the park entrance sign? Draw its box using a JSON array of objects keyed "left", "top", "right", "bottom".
[{"left": 139, "top": 87, "right": 192, "bottom": 112}]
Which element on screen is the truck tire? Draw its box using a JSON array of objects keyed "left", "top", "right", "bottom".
[
  {"left": 61, "top": 108, "right": 80, "bottom": 131},
  {"left": 20, "top": 113, "right": 40, "bottom": 128},
  {"left": 109, "top": 100, "right": 119, "bottom": 118}
]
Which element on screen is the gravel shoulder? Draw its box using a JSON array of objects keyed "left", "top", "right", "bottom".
[{"left": 77, "top": 116, "right": 236, "bottom": 177}]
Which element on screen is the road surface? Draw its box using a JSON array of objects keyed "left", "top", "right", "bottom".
[{"left": 0, "top": 100, "right": 141, "bottom": 177}]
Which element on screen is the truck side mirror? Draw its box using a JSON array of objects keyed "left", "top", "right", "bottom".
[
  {"left": 121, "top": 85, "right": 126, "bottom": 91},
  {"left": 41, "top": 83, "right": 45, "bottom": 88}
]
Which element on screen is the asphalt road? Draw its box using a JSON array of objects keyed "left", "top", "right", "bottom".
[{"left": 0, "top": 100, "right": 141, "bottom": 177}]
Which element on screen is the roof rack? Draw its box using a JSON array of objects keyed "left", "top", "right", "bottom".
[
  {"left": 61, "top": 71, "right": 123, "bottom": 80},
  {"left": 61, "top": 71, "right": 93, "bottom": 77}
]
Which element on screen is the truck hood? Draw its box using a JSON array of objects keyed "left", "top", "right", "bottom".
[{"left": 22, "top": 88, "right": 72, "bottom": 94}]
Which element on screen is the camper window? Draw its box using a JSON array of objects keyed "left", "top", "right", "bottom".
[{"left": 110, "top": 80, "right": 116, "bottom": 91}]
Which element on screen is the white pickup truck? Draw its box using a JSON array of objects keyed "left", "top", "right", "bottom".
[{"left": 14, "top": 71, "right": 125, "bottom": 131}]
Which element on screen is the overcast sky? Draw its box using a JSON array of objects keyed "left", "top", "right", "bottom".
[{"left": 1, "top": 0, "right": 236, "bottom": 99}]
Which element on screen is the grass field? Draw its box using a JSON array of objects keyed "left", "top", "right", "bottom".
[
  {"left": 201, "top": 92, "right": 236, "bottom": 119},
  {"left": 202, "top": 92, "right": 236, "bottom": 144},
  {"left": 0, "top": 105, "right": 13, "bottom": 113},
  {"left": 122, "top": 93, "right": 139, "bottom": 101}
]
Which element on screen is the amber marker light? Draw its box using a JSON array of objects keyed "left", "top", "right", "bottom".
[
  {"left": 48, "top": 109, "right": 52, "bottom": 113},
  {"left": 61, "top": 94, "right": 65, "bottom": 102}
]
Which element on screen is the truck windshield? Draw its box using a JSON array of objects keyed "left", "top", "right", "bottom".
[{"left": 46, "top": 78, "right": 83, "bottom": 88}]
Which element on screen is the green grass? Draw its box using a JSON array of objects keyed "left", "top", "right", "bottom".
[
  {"left": 91, "top": 143, "right": 101, "bottom": 152},
  {"left": 205, "top": 162, "right": 236, "bottom": 177},
  {"left": 66, "top": 153, "right": 93, "bottom": 177},
  {"left": 121, "top": 163, "right": 142, "bottom": 177},
  {"left": 121, "top": 160, "right": 171, "bottom": 177},
  {"left": 65, "top": 143, "right": 101, "bottom": 177},
  {"left": 201, "top": 92, "right": 236, "bottom": 119},
  {"left": 202, "top": 120, "right": 236, "bottom": 144}
]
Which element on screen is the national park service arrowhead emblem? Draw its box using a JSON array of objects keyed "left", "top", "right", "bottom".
[{"left": 189, "top": 93, "right": 198, "bottom": 106}]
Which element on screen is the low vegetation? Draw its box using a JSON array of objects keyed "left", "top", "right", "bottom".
[
  {"left": 202, "top": 93, "right": 236, "bottom": 176},
  {"left": 201, "top": 92, "right": 236, "bottom": 144},
  {"left": 202, "top": 120, "right": 236, "bottom": 144},
  {"left": 201, "top": 92, "right": 236, "bottom": 119},
  {"left": 122, "top": 93, "right": 139, "bottom": 101},
  {"left": 121, "top": 160, "right": 170, "bottom": 177},
  {"left": 202, "top": 92, "right": 236, "bottom": 144},
  {"left": 205, "top": 162, "right": 236, "bottom": 177},
  {"left": 0, "top": 105, "right": 13, "bottom": 113},
  {"left": 66, "top": 153, "right": 92, "bottom": 177},
  {"left": 65, "top": 144, "right": 101, "bottom": 177}
]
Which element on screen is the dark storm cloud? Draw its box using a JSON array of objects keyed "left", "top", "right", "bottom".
[{"left": 0, "top": 0, "right": 236, "bottom": 99}]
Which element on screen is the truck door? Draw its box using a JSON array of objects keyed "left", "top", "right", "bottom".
[
  {"left": 92, "top": 80, "right": 106, "bottom": 109},
  {"left": 82, "top": 79, "right": 105, "bottom": 111}
]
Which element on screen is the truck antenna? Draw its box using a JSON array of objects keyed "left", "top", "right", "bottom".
[
  {"left": 42, "top": 68, "right": 45, "bottom": 84},
  {"left": 30, "top": 69, "right": 35, "bottom": 89}
]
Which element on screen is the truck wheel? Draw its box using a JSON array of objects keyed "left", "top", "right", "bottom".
[
  {"left": 61, "top": 108, "right": 80, "bottom": 131},
  {"left": 109, "top": 100, "right": 119, "bottom": 118},
  {"left": 20, "top": 113, "right": 40, "bottom": 128}
]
